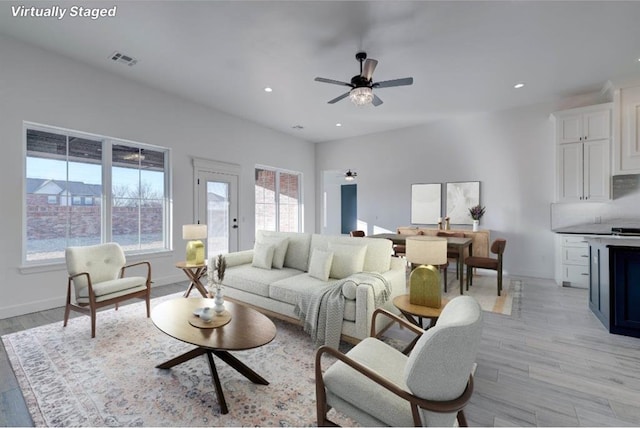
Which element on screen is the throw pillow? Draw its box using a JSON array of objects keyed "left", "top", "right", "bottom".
[
  {"left": 252, "top": 243, "right": 275, "bottom": 270},
  {"left": 258, "top": 237, "right": 289, "bottom": 269},
  {"left": 308, "top": 249, "right": 333, "bottom": 281},
  {"left": 327, "top": 243, "right": 367, "bottom": 279}
]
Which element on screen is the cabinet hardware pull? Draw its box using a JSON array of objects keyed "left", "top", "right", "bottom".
[
  {"left": 581, "top": 273, "right": 589, "bottom": 276},
  {"left": 581, "top": 255, "right": 589, "bottom": 257}
]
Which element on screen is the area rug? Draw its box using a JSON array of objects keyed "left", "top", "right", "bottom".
[
  {"left": 1, "top": 293, "right": 358, "bottom": 427},
  {"left": 441, "top": 273, "right": 517, "bottom": 316}
]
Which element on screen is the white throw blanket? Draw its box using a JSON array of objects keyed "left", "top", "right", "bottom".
[{"left": 294, "top": 272, "right": 392, "bottom": 349}]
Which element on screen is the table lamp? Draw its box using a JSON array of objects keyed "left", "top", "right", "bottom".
[
  {"left": 406, "top": 236, "right": 447, "bottom": 308},
  {"left": 183, "top": 224, "right": 207, "bottom": 266}
]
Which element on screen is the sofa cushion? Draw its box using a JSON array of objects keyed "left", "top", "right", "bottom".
[
  {"left": 308, "top": 249, "right": 333, "bottom": 281},
  {"left": 257, "top": 236, "right": 289, "bottom": 269},
  {"left": 256, "top": 230, "right": 312, "bottom": 271},
  {"left": 328, "top": 243, "right": 367, "bottom": 279},
  {"left": 252, "top": 242, "right": 275, "bottom": 269},
  {"left": 224, "top": 265, "right": 301, "bottom": 297},
  {"left": 310, "top": 234, "right": 392, "bottom": 273},
  {"left": 270, "top": 274, "right": 340, "bottom": 305}
]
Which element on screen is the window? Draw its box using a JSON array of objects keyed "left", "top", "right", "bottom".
[
  {"left": 24, "top": 123, "right": 171, "bottom": 264},
  {"left": 255, "top": 166, "right": 301, "bottom": 232}
]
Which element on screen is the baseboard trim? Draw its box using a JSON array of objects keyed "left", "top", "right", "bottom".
[{"left": 0, "top": 274, "right": 185, "bottom": 320}]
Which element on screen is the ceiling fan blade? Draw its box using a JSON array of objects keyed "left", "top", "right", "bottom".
[
  {"left": 314, "top": 77, "right": 352, "bottom": 87},
  {"left": 373, "top": 77, "right": 414, "bottom": 88},
  {"left": 362, "top": 59, "right": 378, "bottom": 81},
  {"left": 328, "top": 92, "right": 350, "bottom": 104},
  {"left": 372, "top": 94, "right": 383, "bottom": 107}
]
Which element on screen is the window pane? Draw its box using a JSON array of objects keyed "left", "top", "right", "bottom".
[
  {"left": 255, "top": 168, "right": 276, "bottom": 231},
  {"left": 279, "top": 172, "right": 300, "bottom": 232},
  {"left": 112, "top": 145, "right": 165, "bottom": 251},
  {"left": 25, "top": 130, "right": 102, "bottom": 261}
]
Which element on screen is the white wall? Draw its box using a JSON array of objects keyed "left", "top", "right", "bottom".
[
  {"left": 0, "top": 35, "right": 315, "bottom": 318},
  {"left": 316, "top": 103, "right": 560, "bottom": 278}
]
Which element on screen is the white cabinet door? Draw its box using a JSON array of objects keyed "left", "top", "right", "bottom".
[
  {"left": 558, "top": 114, "right": 583, "bottom": 144},
  {"left": 584, "top": 140, "right": 610, "bottom": 201},
  {"left": 584, "top": 110, "right": 610, "bottom": 141},
  {"left": 557, "top": 142, "right": 584, "bottom": 202},
  {"left": 617, "top": 85, "right": 640, "bottom": 173}
]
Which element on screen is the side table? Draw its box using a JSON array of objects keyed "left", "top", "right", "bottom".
[
  {"left": 175, "top": 261, "right": 209, "bottom": 297},
  {"left": 393, "top": 294, "right": 450, "bottom": 354}
]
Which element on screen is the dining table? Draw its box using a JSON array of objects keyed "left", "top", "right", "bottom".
[{"left": 370, "top": 233, "right": 473, "bottom": 295}]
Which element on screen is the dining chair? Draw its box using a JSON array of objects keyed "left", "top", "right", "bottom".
[
  {"left": 465, "top": 238, "right": 507, "bottom": 296},
  {"left": 436, "top": 231, "right": 466, "bottom": 288},
  {"left": 349, "top": 230, "right": 365, "bottom": 237}
]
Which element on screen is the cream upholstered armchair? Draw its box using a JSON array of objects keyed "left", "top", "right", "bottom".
[
  {"left": 64, "top": 242, "right": 151, "bottom": 338},
  {"left": 315, "top": 296, "right": 483, "bottom": 426}
]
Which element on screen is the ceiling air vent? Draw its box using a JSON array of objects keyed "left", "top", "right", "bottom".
[{"left": 110, "top": 51, "right": 138, "bottom": 67}]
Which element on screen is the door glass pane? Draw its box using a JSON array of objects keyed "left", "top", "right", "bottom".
[{"left": 207, "top": 181, "right": 230, "bottom": 255}]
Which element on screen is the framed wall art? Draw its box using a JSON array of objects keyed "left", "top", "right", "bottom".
[
  {"left": 445, "top": 181, "right": 480, "bottom": 225},
  {"left": 411, "top": 183, "right": 441, "bottom": 224}
]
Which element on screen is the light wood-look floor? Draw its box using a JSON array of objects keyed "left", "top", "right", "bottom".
[{"left": 1, "top": 278, "right": 640, "bottom": 426}]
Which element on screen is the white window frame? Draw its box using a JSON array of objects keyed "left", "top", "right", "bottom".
[{"left": 22, "top": 122, "right": 173, "bottom": 266}]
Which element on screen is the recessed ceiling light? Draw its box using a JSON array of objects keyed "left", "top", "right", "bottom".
[
  {"left": 514, "top": 82, "right": 525, "bottom": 89},
  {"left": 264, "top": 87, "right": 273, "bottom": 92},
  {"left": 336, "top": 123, "right": 342, "bottom": 127}
]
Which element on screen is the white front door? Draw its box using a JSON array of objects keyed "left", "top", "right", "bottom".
[{"left": 197, "top": 170, "right": 239, "bottom": 256}]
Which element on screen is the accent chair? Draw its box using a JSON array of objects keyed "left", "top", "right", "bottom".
[
  {"left": 64, "top": 242, "right": 152, "bottom": 338},
  {"left": 315, "top": 295, "right": 483, "bottom": 426}
]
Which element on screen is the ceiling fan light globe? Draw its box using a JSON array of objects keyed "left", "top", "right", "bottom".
[{"left": 349, "top": 87, "right": 373, "bottom": 106}]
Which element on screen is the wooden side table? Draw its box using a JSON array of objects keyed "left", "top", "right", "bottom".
[
  {"left": 393, "top": 294, "right": 450, "bottom": 354},
  {"left": 175, "top": 261, "right": 209, "bottom": 297}
]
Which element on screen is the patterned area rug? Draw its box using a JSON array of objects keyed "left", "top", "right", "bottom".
[
  {"left": 2, "top": 293, "right": 358, "bottom": 427},
  {"left": 441, "top": 273, "right": 517, "bottom": 316}
]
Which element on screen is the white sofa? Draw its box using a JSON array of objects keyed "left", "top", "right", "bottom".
[{"left": 217, "top": 231, "right": 406, "bottom": 344}]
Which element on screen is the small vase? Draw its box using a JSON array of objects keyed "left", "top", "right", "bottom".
[
  {"left": 213, "top": 285, "right": 225, "bottom": 314},
  {"left": 472, "top": 219, "right": 480, "bottom": 232}
]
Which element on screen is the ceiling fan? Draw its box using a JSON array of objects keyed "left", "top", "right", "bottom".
[{"left": 314, "top": 52, "right": 413, "bottom": 107}]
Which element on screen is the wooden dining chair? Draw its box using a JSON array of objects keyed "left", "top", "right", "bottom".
[
  {"left": 436, "top": 231, "right": 466, "bottom": 290},
  {"left": 465, "top": 239, "right": 507, "bottom": 296},
  {"left": 349, "top": 230, "right": 365, "bottom": 237}
]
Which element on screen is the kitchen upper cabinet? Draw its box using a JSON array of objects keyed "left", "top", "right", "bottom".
[
  {"left": 557, "top": 135, "right": 610, "bottom": 201},
  {"left": 554, "top": 103, "right": 612, "bottom": 202},
  {"left": 613, "top": 85, "right": 640, "bottom": 174},
  {"left": 558, "top": 109, "right": 610, "bottom": 144}
]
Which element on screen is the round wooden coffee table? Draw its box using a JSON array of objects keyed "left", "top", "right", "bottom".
[{"left": 152, "top": 298, "right": 277, "bottom": 414}]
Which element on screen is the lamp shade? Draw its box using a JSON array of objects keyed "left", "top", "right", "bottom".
[
  {"left": 182, "top": 224, "right": 207, "bottom": 240},
  {"left": 406, "top": 236, "right": 447, "bottom": 266}
]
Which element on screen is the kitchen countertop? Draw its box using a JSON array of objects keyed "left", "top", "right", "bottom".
[{"left": 553, "top": 221, "right": 640, "bottom": 235}]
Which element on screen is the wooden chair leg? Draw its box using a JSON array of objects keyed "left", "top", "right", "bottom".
[
  {"left": 64, "top": 282, "right": 72, "bottom": 327},
  {"left": 497, "top": 270, "right": 502, "bottom": 296},
  {"left": 466, "top": 265, "right": 472, "bottom": 290},
  {"left": 443, "top": 266, "right": 448, "bottom": 292},
  {"left": 457, "top": 409, "right": 468, "bottom": 427},
  {"left": 90, "top": 310, "right": 96, "bottom": 338}
]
